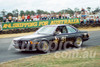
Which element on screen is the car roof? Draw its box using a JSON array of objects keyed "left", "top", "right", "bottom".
[{"left": 45, "top": 24, "right": 69, "bottom": 27}]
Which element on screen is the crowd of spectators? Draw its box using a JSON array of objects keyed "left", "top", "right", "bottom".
[
  {"left": 3, "top": 13, "right": 71, "bottom": 23},
  {"left": 80, "top": 16, "right": 100, "bottom": 25},
  {"left": 2, "top": 9, "right": 100, "bottom": 25}
]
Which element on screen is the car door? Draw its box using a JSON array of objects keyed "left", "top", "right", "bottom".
[
  {"left": 65, "top": 25, "right": 78, "bottom": 42},
  {"left": 55, "top": 26, "right": 68, "bottom": 43}
]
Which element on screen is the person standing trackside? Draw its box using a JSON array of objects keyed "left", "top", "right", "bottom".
[
  {"left": 8, "top": 16, "right": 12, "bottom": 22},
  {"left": 12, "top": 16, "right": 16, "bottom": 22},
  {"left": 18, "top": 15, "right": 22, "bottom": 22},
  {"left": 25, "top": 15, "right": 27, "bottom": 21},
  {"left": 31, "top": 15, "right": 34, "bottom": 21},
  {"left": 22, "top": 14, "right": 25, "bottom": 22},
  {"left": 59, "top": 12, "right": 62, "bottom": 19},
  {"left": 3, "top": 16, "right": 6, "bottom": 23},
  {"left": 27, "top": 14, "right": 30, "bottom": 21},
  {"left": 15, "top": 17, "right": 18, "bottom": 22}
]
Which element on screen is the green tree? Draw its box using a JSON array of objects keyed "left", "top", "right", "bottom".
[
  {"left": 87, "top": 7, "right": 91, "bottom": 13},
  {"left": 30, "top": 11, "right": 35, "bottom": 15},
  {"left": 7, "top": 13, "right": 13, "bottom": 18},
  {"left": 1, "top": 9, "right": 6, "bottom": 16},
  {"left": 20, "top": 10, "right": 25, "bottom": 16},
  {"left": 93, "top": 7, "right": 100, "bottom": 13},
  {"left": 51, "top": 11, "right": 55, "bottom": 13},
  {"left": 66, "top": 8, "right": 74, "bottom": 15},
  {"left": 37, "top": 10, "right": 45, "bottom": 14},
  {"left": 43, "top": 11, "right": 49, "bottom": 14},
  {"left": 74, "top": 8, "right": 79, "bottom": 12},
  {"left": 12, "top": 9, "right": 19, "bottom": 17},
  {"left": 25, "top": 10, "right": 30, "bottom": 15}
]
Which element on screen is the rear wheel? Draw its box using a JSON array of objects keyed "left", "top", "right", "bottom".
[
  {"left": 74, "top": 37, "right": 83, "bottom": 48},
  {"left": 50, "top": 43, "right": 58, "bottom": 51}
]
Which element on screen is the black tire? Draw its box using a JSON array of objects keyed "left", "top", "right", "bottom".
[
  {"left": 50, "top": 43, "right": 58, "bottom": 51},
  {"left": 38, "top": 41, "right": 50, "bottom": 53},
  {"left": 74, "top": 37, "right": 83, "bottom": 48}
]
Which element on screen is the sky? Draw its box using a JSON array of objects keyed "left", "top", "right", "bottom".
[{"left": 0, "top": 0, "right": 99, "bottom": 12}]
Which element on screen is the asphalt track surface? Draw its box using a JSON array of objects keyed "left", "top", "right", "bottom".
[{"left": 0, "top": 31, "right": 100, "bottom": 63}]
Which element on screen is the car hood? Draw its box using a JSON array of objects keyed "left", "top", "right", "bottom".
[{"left": 13, "top": 34, "right": 47, "bottom": 41}]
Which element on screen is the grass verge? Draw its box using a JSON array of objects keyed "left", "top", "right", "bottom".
[
  {"left": 79, "top": 27, "right": 100, "bottom": 31},
  {"left": 0, "top": 46, "right": 100, "bottom": 67},
  {"left": 0, "top": 27, "right": 100, "bottom": 38}
]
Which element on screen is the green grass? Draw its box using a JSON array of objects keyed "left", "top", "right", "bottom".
[{"left": 0, "top": 46, "right": 100, "bottom": 67}]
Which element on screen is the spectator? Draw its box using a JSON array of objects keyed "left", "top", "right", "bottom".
[
  {"left": 18, "top": 15, "right": 22, "bottom": 22},
  {"left": 33, "top": 14, "right": 37, "bottom": 21},
  {"left": 51, "top": 13, "right": 53, "bottom": 19},
  {"left": 37, "top": 14, "right": 40, "bottom": 21},
  {"left": 59, "top": 12, "right": 62, "bottom": 19},
  {"left": 12, "top": 16, "right": 16, "bottom": 22},
  {"left": 90, "top": 16, "right": 94, "bottom": 24},
  {"left": 8, "top": 16, "right": 12, "bottom": 22},
  {"left": 15, "top": 17, "right": 18, "bottom": 22},
  {"left": 25, "top": 15, "right": 27, "bottom": 21},
  {"left": 47, "top": 14, "right": 50, "bottom": 20},
  {"left": 56, "top": 14, "right": 59, "bottom": 19},
  {"left": 94, "top": 16, "right": 96, "bottom": 24},
  {"left": 96, "top": 16, "right": 99, "bottom": 24},
  {"left": 62, "top": 13, "right": 65, "bottom": 19},
  {"left": 27, "top": 14, "right": 30, "bottom": 21},
  {"left": 80, "top": 17, "right": 84, "bottom": 24},
  {"left": 86, "top": 16, "right": 90, "bottom": 24},
  {"left": 3, "top": 16, "right": 6, "bottom": 23},
  {"left": 22, "top": 15, "right": 25, "bottom": 22},
  {"left": 6, "top": 19, "right": 9, "bottom": 22},
  {"left": 39, "top": 14, "right": 42, "bottom": 20},
  {"left": 31, "top": 15, "right": 34, "bottom": 21},
  {"left": 83, "top": 17, "right": 87, "bottom": 24},
  {"left": 53, "top": 13, "right": 56, "bottom": 19}
]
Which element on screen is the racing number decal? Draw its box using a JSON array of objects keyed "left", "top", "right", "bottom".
[
  {"left": 53, "top": 36, "right": 59, "bottom": 44},
  {"left": 61, "top": 37, "right": 66, "bottom": 42}
]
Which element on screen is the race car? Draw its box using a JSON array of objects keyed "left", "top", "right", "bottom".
[{"left": 13, "top": 24, "right": 89, "bottom": 52}]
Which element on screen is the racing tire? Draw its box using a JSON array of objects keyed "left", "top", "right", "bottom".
[
  {"left": 38, "top": 41, "right": 50, "bottom": 53},
  {"left": 74, "top": 37, "right": 83, "bottom": 48}
]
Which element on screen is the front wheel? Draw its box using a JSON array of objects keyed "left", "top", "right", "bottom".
[
  {"left": 38, "top": 41, "right": 50, "bottom": 53},
  {"left": 74, "top": 37, "right": 83, "bottom": 48}
]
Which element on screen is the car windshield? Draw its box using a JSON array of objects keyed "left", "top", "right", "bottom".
[{"left": 36, "top": 26, "right": 57, "bottom": 35}]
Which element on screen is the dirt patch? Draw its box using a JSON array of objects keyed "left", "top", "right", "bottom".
[{"left": 78, "top": 27, "right": 100, "bottom": 31}]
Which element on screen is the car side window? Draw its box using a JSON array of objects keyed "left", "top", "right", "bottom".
[
  {"left": 55, "top": 26, "right": 67, "bottom": 34},
  {"left": 62, "top": 26, "right": 67, "bottom": 33},
  {"left": 66, "top": 26, "right": 76, "bottom": 33}
]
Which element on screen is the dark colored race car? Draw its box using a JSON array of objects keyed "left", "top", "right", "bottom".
[{"left": 13, "top": 24, "right": 89, "bottom": 52}]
